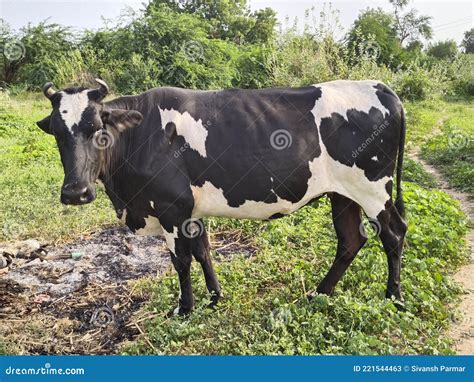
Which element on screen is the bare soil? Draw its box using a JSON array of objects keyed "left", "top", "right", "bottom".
[{"left": 0, "top": 227, "right": 257, "bottom": 354}]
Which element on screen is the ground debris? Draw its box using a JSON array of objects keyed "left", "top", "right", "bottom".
[{"left": 0, "top": 226, "right": 257, "bottom": 354}]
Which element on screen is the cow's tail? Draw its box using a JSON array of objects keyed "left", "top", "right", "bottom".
[{"left": 394, "top": 106, "right": 406, "bottom": 218}]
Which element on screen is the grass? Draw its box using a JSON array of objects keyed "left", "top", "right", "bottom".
[
  {"left": 405, "top": 97, "right": 474, "bottom": 198},
  {"left": 0, "top": 92, "right": 471, "bottom": 355}
]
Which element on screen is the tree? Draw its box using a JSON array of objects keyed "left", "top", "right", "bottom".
[
  {"left": 427, "top": 40, "right": 458, "bottom": 59},
  {"left": 346, "top": 8, "right": 401, "bottom": 66},
  {"left": 146, "top": 0, "right": 277, "bottom": 44},
  {"left": 390, "top": 0, "right": 432, "bottom": 45},
  {"left": 1, "top": 20, "right": 74, "bottom": 87},
  {"left": 461, "top": 28, "right": 474, "bottom": 53}
]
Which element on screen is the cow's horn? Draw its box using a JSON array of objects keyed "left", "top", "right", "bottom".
[
  {"left": 95, "top": 78, "right": 109, "bottom": 96},
  {"left": 43, "top": 82, "right": 57, "bottom": 99}
]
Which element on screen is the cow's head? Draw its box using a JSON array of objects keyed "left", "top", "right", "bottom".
[{"left": 37, "top": 79, "right": 143, "bottom": 205}]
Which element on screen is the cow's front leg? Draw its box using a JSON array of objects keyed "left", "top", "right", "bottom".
[
  {"left": 192, "top": 222, "right": 222, "bottom": 308},
  {"left": 163, "top": 227, "right": 194, "bottom": 316}
]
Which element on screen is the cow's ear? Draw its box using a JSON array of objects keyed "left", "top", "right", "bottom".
[
  {"left": 102, "top": 109, "right": 143, "bottom": 132},
  {"left": 36, "top": 115, "right": 52, "bottom": 135}
]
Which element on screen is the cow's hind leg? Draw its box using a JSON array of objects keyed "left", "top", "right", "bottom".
[
  {"left": 377, "top": 202, "right": 407, "bottom": 303},
  {"left": 192, "top": 221, "right": 222, "bottom": 308},
  {"left": 313, "top": 193, "right": 367, "bottom": 297}
]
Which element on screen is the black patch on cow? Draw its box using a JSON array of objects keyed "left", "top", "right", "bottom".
[
  {"left": 318, "top": 84, "right": 402, "bottom": 182},
  {"left": 156, "top": 86, "right": 323, "bottom": 208},
  {"left": 268, "top": 213, "right": 285, "bottom": 220}
]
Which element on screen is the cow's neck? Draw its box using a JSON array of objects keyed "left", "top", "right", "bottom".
[{"left": 98, "top": 95, "right": 144, "bottom": 210}]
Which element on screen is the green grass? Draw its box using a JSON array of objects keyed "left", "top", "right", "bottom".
[
  {"left": 405, "top": 97, "right": 473, "bottom": 198},
  {"left": 402, "top": 158, "right": 437, "bottom": 189},
  {"left": 0, "top": 92, "right": 471, "bottom": 355}
]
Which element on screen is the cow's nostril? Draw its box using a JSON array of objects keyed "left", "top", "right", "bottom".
[{"left": 79, "top": 188, "right": 91, "bottom": 202}]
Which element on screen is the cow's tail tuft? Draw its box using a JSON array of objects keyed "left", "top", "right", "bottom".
[{"left": 395, "top": 106, "right": 406, "bottom": 218}]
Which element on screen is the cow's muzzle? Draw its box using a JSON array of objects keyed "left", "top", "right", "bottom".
[{"left": 61, "top": 183, "right": 96, "bottom": 205}]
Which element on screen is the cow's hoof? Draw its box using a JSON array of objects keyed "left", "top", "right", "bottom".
[
  {"left": 307, "top": 287, "right": 332, "bottom": 301},
  {"left": 166, "top": 305, "right": 193, "bottom": 318},
  {"left": 207, "top": 291, "right": 222, "bottom": 309},
  {"left": 392, "top": 299, "right": 406, "bottom": 312},
  {"left": 306, "top": 291, "right": 317, "bottom": 301}
]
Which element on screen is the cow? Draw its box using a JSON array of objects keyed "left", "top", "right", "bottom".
[{"left": 36, "top": 79, "right": 407, "bottom": 315}]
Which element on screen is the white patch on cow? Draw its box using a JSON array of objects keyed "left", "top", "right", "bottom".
[
  {"left": 371, "top": 155, "right": 378, "bottom": 161},
  {"left": 135, "top": 216, "right": 163, "bottom": 236},
  {"left": 135, "top": 202, "right": 164, "bottom": 236},
  {"left": 190, "top": 80, "right": 392, "bottom": 221},
  {"left": 163, "top": 226, "right": 179, "bottom": 256},
  {"left": 59, "top": 90, "right": 90, "bottom": 133},
  {"left": 159, "top": 107, "right": 208, "bottom": 157},
  {"left": 192, "top": 181, "right": 302, "bottom": 219},
  {"left": 312, "top": 80, "right": 390, "bottom": 126}
]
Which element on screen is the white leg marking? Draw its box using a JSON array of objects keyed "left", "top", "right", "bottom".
[{"left": 163, "top": 226, "right": 179, "bottom": 256}]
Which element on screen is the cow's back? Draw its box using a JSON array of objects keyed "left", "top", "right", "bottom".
[{"left": 128, "top": 81, "right": 403, "bottom": 221}]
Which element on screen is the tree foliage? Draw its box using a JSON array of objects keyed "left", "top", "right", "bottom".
[
  {"left": 0, "top": 1, "right": 472, "bottom": 100},
  {"left": 461, "top": 28, "right": 474, "bottom": 53},
  {"left": 427, "top": 40, "right": 458, "bottom": 60},
  {"left": 346, "top": 8, "right": 401, "bottom": 67},
  {"left": 389, "top": 0, "right": 432, "bottom": 45}
]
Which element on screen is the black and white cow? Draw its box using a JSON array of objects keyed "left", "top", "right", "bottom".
[{"left": 36, "top": 79, "right": 407, "bottom": 315}]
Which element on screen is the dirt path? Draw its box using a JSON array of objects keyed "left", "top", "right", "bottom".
[{"left": 409, "top": 149, "right": 474, "bottom": 354}]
